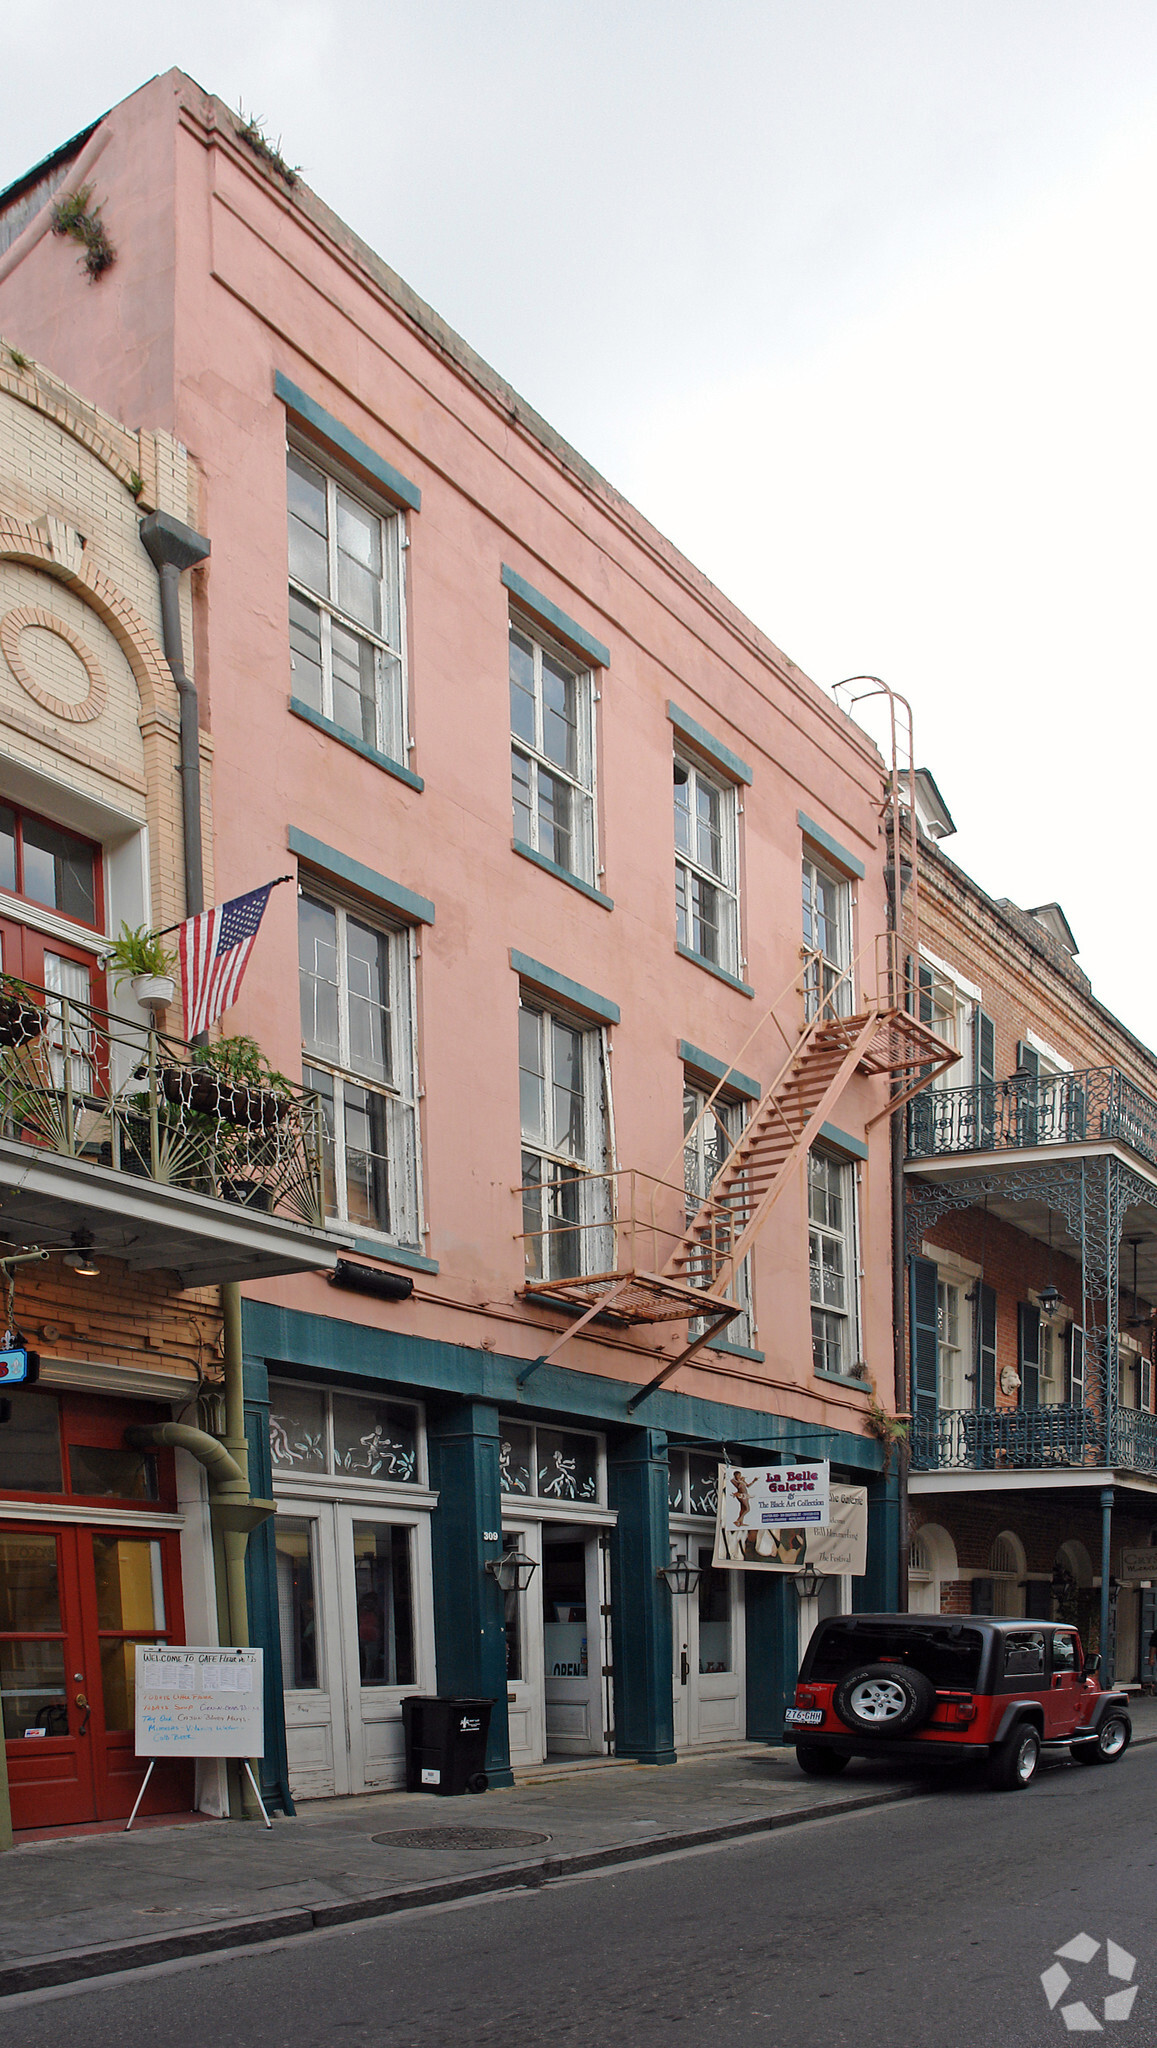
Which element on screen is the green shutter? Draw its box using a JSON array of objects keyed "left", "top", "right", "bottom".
[
  {"left": 975, "top": 1009, "right": 996, "bottom": 1084},
  {"left": 1067, "top": 1325, "right": 1085, "bottom": 1407},
  {"left": 977, "top": 1282, "right": 997, "bottom": 1407},
  {"left": 918, "top": 960, "right": 934, "bottom": 1025},
  {"left": 1016, "top": 1042, "right": 1040, "bottom": 1079},
  {"left": 909, "top": 1256, "right": 939, "bottom": 1427},
  {"left": 1019, "top": 1302, "right": 1041, "bottom": 1409}
]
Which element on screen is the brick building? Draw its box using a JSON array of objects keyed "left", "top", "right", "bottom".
[{"left": 903, "top": 778, "right": 1157, "bottom": 1682}]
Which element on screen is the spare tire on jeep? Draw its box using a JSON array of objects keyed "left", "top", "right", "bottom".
[{"left": 832, "top": 1662, "right": 936, "bottom": 1737}]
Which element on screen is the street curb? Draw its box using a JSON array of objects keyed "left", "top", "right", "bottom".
[{"left": 0, "top": 1783, "right": 923, "bottom": 1997}]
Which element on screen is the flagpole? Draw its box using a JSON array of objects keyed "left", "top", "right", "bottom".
[{"left": 150, "top": 875, "right": 294, "bottom": 941}]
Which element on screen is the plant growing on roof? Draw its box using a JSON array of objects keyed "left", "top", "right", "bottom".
[
  {"left": 235, "top": 108, "right": 299, "bottom": 186},
  {"left": 50, "top": 186, "right": 116, "bottom": 280},
  {"left": 6, "top": 347, "right": 29, "bottom": 372}
]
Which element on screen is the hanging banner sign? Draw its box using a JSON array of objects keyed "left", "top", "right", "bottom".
[
  {"left": 134, "top": 1646, "right": 264, "bottom": 1758},
  {"left": 714, "top": 1477, "right": 868, "bottom": 1576},
  {"left": 718, "top": 1460, "right": 830, "bottom": 1535}
]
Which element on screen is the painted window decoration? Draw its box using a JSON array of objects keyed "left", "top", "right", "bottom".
[
  {"left": 509, "top": 615, "right": 596, "bottom": 883},
  {"left": 683, "top": 1075, "right": 755, "bottom": 1349},
  {"left": 519, "top": 995, "right": 610, "bottom": 1282},
  {"left": 498, "top": 1419, "right": 602, "bottom": 1504},
  {"left": 299, "top": 890, "right": 421, "bottom": 1247},
  {"left": 808, "top": 1147, "right": 860, "bottom": 1376},
  {"left": 668, "top": 1450, "right": 721, "bottom": 1518},
  {"left": 287, "top": 446, "right": 407, "bottom": 763},
  {"left": 802, "top": 853, "right": 852, "bottom": 1020},
  {"left": 674, "top": 753, "right": 739, "bottom": 975},
  {"left": 269, "top": 1381, "right": 421, "bottom": 1485}
]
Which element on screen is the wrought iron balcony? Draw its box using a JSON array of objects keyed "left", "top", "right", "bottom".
[
  {"left": 1109, "top": 1406, "right": 1157, "bottom": 1475},
  {"left": 908, "top": 1067, "right": 1157, "bottom": 1171},
  {"left": 910, "top": 1405, "right": 1098, "bottom": 1472},
  {"left": 0, "top": 979, "right": 339, "bottom": 1285}
]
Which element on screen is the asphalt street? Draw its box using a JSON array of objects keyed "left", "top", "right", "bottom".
[{"left": 3, "top": 1745, "right": 1155, "bottom": 2047}]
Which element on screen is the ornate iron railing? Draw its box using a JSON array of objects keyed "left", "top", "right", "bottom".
[
  {"left": 1109, "top": 1406, "right": 1157, "bottom": 1475},
  {"left": 907, "top": 1067, "right": 1157, "bottom": 1170},
  {"left": 909, "top": 1405, "right": 1099, "bottom": 1471},
  {"left": 0, "top": 980, "right": 324, "bottom": 1226}
]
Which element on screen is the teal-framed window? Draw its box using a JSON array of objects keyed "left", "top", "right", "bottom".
[
  {"left": 287, "top": 442, "right": 408, "bottom": 767},
  {"left": 808, "top": 1147, "right": 860, "bottom": 1375},
  {"left": 674, "top": 752, "right": 740, "bottom": 976},
  {"left": 510, "top": 612, "right": 597, "bottom": 885},
  {"left": 802, "top": 851, "right": 852, "bottom": 1020},
  {"left": 683, "top": 1072, "right": 754, "bottom": 1349},
  {"left": 518, "top": 993, "right": 609, "bottom": 1283},
  {"left": 299, "top": 887, "right": 422, "bottom": 1250}
]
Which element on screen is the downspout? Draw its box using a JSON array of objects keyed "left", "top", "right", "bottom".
[
  {"left": 1100, "top": 1487, "right": 1114, "bottom": 1684},
  {"left": 886, "top": 822, "right": 910, "bottom": 1612},
  {"left": 139, "top": 511, "right": 211, "bottom": 918}
]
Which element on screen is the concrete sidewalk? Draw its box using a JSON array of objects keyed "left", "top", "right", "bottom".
[{"left": 3, "top": 1696, "right": 1154, "bottom": 2000}]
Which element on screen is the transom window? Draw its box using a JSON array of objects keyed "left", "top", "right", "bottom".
[
  {"left": 802, "top": 853, "right": 851, "bottom": 1019},
  {"left": 497, "top": 1419, "right": 603, "bottom": 1504},
  {"left": 0, "top": 802, "right": 100, "bottom": 929},
  {"left": 519, "top": 996, "right": 608, "bottom": 1282},
  {"left": 808, "top": 1148, "right": 860, "bottom": 1375},
  {"left": 287, "top": 446, "right": 406, "bottom": 764},
  {"left": 269, "top": 1381, "right": 423, "bottom": 1484},
  {"left": 683, "top": 1076, "right": 754, "bottom": 1348},
  {"left": 509, "top": 617, "right": 595, "bottom": 883},
  {"left": 674, "top": 755, "right": 739, "bottom": 975},
  {"left": 667, "top": 1450, "right": 721, "bottom": 1518},
  {"left": 299, "top": 890, "right": 421, "bottom": 1247}
]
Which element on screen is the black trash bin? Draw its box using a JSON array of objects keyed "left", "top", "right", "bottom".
[{"left": 402, "top": 1696, "right": 494, "bottom": 1795}]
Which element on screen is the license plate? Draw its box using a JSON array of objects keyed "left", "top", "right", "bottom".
[{"left": 785, "top": 1707, "right": 823, "bottom": 1726}]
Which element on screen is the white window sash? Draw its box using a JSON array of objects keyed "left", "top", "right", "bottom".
[
  {"left": 510, "top": 614, "right": 597, "bottom": 882},
  {"left": 674, "top": 756, "right": 740, "bottom": 972}
]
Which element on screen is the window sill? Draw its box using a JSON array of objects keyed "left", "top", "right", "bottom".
[
  {"left": 706, "top": 1337, "right": 766, "bottom": 1363},
  {"left": 290, "top": 697, "right": 424, "bottom": 792},
  {"left": 512, "top": 839, "right": 613, "bottom": 909},
  {"left": 675, "top": 942, "right": 754, "bottom": 998},
  {"left": 347, "top": 1234, "right": 440, "bottom": 1275},
  {"left": 813, "top": 1367, "right": 872, "bottom": 1390}
]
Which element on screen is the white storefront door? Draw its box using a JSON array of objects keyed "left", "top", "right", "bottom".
[
  {"left": 502, "top": 1517, "right": 546, "bottom": 1767},
  {"left": 276, "top": 1497, "right": 435, "bottom": 1799},
  {"left": 671, "top": 1537, "right": 745, "bottom": 1747},
  {"left": 541, "top": 1525, "right": 608, "bottom": 1756}
]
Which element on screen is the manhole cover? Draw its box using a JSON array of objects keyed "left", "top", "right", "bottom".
[{"left": 371, "top": 1826, "right": 550, "bottom": 1851}]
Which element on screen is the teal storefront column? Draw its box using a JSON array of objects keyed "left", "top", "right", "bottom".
[
  {"left": 607, "top": 1427, "right": 676, "bottom": 1765},
  {"left": 426, "top": 1400, "right": 513, "bottom": 1789},
  {"left": 745, "top": 1571, "right": 798, "bottom": 1741},
  {"left": 242, "top": 1361, "right": 295, "bottom": 1816},
  {"left": 853, "top": 1470, "right": 900, "bottom": 1614}
]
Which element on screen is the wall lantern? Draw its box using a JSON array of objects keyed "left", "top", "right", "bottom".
[
  {"left": 63, "top": 1230, "right": 100, "bottom": 1278},
  {"left": 1037, "top": 1283, "right": 1063, "bottom": 1318},
  {"left": 485, "top": 1544, "right": 538, "bottom": 1594},
  {"left": 657, "top": 1552, "right": 703, "bottom": 1596},
  {"left": 793, "top": 1564, "right": 823, "bottom": 1600}
]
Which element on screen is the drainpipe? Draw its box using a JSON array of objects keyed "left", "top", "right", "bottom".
[
  {"left": 886, "top": 831, "right": 910, "bottom": 1612},
  {"left": 139, "top": 510, "right": 211, "bottom": 919},
  {"left": 1100, "top": 1487, "right": 1114, "bottom": 1683}
]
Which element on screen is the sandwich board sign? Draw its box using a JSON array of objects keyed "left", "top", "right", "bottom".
[{"left": 129, "top": 1646, "right": 269, "bottom": 1828}]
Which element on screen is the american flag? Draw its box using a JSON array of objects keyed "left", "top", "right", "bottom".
[{"left": 179, "top": 883, "right": 277, "bottom": 1039}]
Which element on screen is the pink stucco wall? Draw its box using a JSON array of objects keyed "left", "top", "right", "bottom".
[{"left": 0, "top": 73, "right": 896, "bottom": 1439}]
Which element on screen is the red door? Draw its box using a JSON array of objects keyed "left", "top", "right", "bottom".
[
  {"left": 1045, "top": 1627, "right": 1086, "bottom": 1739},
  {"left": 1, "top": 1523, "right": 193, "bottom": 1830}
]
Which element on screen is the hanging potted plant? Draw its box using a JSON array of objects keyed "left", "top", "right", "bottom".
[
  {"left": 0, "top": 972, "right": 44, "bottom": 1048},
  {"left": 106, "top": 924, "right": 177, "bottom": 1013},
  {"left": 163, "top": 1035, "right": 294, "bottom": 1130}
]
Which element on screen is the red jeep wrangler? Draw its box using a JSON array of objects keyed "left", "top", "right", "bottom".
[{"left": 786, "top": 1614, "right": 1131, "bottom": 1790}]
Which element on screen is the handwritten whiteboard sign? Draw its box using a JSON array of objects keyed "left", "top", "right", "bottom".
[{"left": 135, "top": 1646, "right": 264, "bottom": 1758}]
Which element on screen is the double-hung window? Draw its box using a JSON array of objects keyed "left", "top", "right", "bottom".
[
  {"left": 287, "top": 446, "right": 407, "bottom": 764},
  {"left": 808, "top": 1148, "right": 860, "bottom": 1375},
  {"left": 519, "top": 996, "right": 608, "bottom": 1282},
  {"left": 299, "top": 890, "right": 421, "bottom": 1247},
  {"left": 510, "top": 617, "right": 596, "bottom": 883},
  {"left": 683, "top": 1076, "right": 754, "bottom": 1348},
  {"left": 674, "top": 754, "right": 739, "bottom": 975},
  {"left": 802, "top": 853, "right": 851, "bottom": 1019}
]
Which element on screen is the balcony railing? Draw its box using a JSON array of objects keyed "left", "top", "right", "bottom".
[
  {"left": 1109, "top": 1406, "right": 1157, "bottom": 1475},
  {"left": 910, "top": 1405, "right": 1098, "bottom": 1471},
  {"left": 907, "top": 1067, "right": 1157, "bottom": 1170},
  {"left": 0, "top": 980, "right": 324, "bottom": 1226}
]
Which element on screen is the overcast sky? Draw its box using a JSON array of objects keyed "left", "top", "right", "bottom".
[{"left": 4, "top": 4, "right": 1157, "bottom": 1038}]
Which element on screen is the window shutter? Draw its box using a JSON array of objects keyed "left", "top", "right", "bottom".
[
  {"left": 1024, "top": 1581, "right": 1052, "bottom": 1620},
  {"left": 1067, "top": 1325, "right": 1085, "bottom": 1408},
  {"left": 971, "top": 1578, "right": 996, "bottom": 1616},
  {"left": 909, "top": 1257, "right": 939, "bottom": 1427},
  {"left": 1016, "top": 1041, "right": 1040, "bottom": 1080},
  {"left": 1143, "top": 1354, "right": 1153, "bottom": 1414},
  {"left": 904, "top": 953, "right": 915, "bottom": 1017},
  {"left": 1019, "top": 1302, "right": 1041, "bottom": 1409},
  {"left": 974, "top": 1009, "right": 996, "bottom": 1086},
  {"left": 918, "top": 960, "right": 934, "bottom": 1025},
  {"left": 976, "top": 1282, "right": 997, "bottom": 1407}
]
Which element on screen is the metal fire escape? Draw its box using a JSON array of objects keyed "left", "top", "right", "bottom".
[{"left": 518, "top": 930, "right": 955, "bottom": 1410}]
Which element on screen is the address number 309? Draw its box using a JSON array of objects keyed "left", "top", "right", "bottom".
[{"left": 483, "top": 1532, "right": 499, "bottom": 1543}]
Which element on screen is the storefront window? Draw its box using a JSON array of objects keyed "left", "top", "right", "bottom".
[
  {"left": 332, "top": 1396, "right": 417, "bottom": 1481},
  {"left": 499, "top": 1423, "right": 533, "bottom": 1496},
  {"left": 269, "top": 1385, "right": 328, "bottom": 1473},
  {"left": 69, "top": 1445, "right": 158, "bottom": 1500},
  {"left": 351, "top": 1523, "right": 415, "bottom": 1687},
  {"left": 497, "top": 1420, "right": 602, "bottom": 1503},
  {"left": 0, "top": 1390, "right": 63, "bottom": 1492},
  {"left": 276, "top": 1517, "right": 320, "bottom": 1689},
  {"left": 697, "top": 1547, "right": 732, "bottom": 1673},
  {"left": 668, "top": 1458, "right": 685, "bottom": 1513},
  {"left": 93, "top": 1536, "right": 167, "bottom": 1732},
  {"left": 688, "top": 1456, "right": 719, "bottom": 1518}
]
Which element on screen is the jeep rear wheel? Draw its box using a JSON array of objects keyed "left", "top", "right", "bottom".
[
  {"left": 832, "top": 1663, "right": 936, "bottom": 1738},
  {"left": 795, "top": 1745, "right": 850, "bottom": 1778},
  {"left": 988, "top": 1722, "right": 1041, "bottom": 1791}
]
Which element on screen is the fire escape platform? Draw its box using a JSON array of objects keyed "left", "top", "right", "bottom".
[{"left": 521, "top": 1269, "right": 741, "bottom": 1329}]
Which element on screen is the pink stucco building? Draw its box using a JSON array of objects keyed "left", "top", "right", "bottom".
[{"left": 0, "top": 72, "right": 932, "bottom": 1809}]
